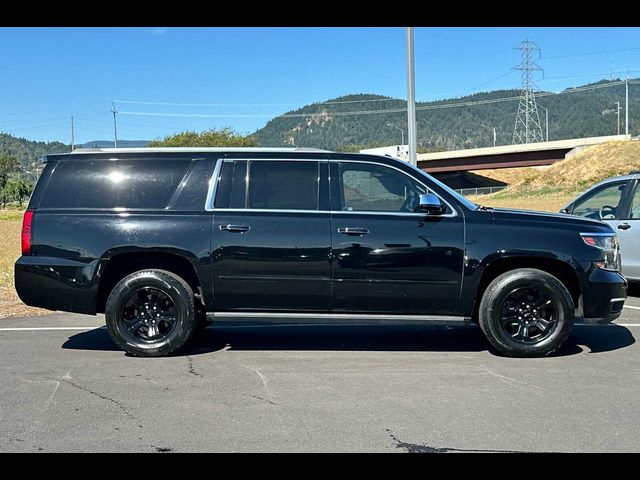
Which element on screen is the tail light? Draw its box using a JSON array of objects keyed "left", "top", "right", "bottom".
[{"left": 21, "top": 210, "right": 34, "bottom": 255}]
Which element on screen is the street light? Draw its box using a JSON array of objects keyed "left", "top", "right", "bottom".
[
  {"left": 538, "top": 105, "right": 549, "bottom": 142},
  {"left": 386, "top": 123, "right": 405, "bottom": 145}
]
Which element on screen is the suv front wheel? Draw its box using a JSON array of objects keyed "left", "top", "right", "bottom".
[
  {"left": 478, "top": 268, "right": 574, "bottom": 357},
  {"left": 105, "top": 269, "right": 198, "bottom": 357}
]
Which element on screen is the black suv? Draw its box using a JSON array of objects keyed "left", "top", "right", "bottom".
[{"left": 15, "top": 148, "right": 626, "bottom": 357}]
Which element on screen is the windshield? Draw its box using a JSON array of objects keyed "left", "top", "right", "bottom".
[{"left": 405, "top": 162, "right": 478, "bottom": 211}]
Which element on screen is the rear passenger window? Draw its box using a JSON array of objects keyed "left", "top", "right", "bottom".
[
  {"left": 248, "top": 161, "right": 318, "bottom": 210},
  {"left": 214, "top": 161, "right": 247, "bottom": 209},
  {"left": 40, "top": 160, "right": 190, "bottom": 209}
]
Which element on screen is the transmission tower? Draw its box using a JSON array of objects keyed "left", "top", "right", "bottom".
[{"left": 512, "top": 39, "right": 544, "bottom": 144}]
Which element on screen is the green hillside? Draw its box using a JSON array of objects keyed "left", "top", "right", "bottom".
[
  {"left": 255, "top": 80, "right": 640, "bottom": 151},
  {"left": 0, "top": 133, "right": 68, "bottom": 175}
]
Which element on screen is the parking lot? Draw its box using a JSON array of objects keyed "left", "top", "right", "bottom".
[{"left": 2, "top": 295, "right": 640, "bottom": 453}]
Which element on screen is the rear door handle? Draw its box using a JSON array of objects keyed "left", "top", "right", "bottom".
[
  {"left": 618, "top": 223, "right": 632, "bottom": 231},
  {"left": 220, "top": 224, "right": 251, "bottom": 233},
  {"left": 338, "top": 227, "right": 369, "bottom": 236}
]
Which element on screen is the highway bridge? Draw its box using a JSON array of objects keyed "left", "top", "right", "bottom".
[{"left": 417, "top": 134, "right": 631, "bottom": 173}]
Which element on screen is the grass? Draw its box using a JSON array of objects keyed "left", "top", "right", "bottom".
[
  {"left": 0, "top": 212, "right": 49, "bottom": 318},
  {"left": 467, "top": 193, "right": 576, "bottom": 212},
  {"left": 466, "top": 140, "right": 640, "bottom": 211}
]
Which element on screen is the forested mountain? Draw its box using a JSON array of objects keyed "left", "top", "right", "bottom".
[
  {"left": 0, "top": 133, "right": 68, "bottom": 170},
  {"left": 255, "top": 80, "right": 640, "bottom": 151}
]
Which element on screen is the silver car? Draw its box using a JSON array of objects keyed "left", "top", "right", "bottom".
[{"left": 562, "top": 171, "right": 640, "bottom": 281}]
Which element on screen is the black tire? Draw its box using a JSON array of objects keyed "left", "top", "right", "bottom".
[
  {"left": 105, "top": 269, "right": 198, "bottom": 357},
  {"left": 478, "top": 268, "right": 574, "bottom": 357}
]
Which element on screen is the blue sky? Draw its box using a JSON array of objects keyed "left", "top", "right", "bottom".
[{"left": 1, "top": 27, "right": 640, "bottom": 144}]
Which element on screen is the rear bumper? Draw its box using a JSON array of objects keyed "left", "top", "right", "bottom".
[
  {"left": 581, "top": 268, "right": 627, "bottom": 324},
  {"left": 14, "top": 256, "right": 98, "bottom": 315}
]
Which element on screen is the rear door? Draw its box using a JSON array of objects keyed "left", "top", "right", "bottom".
[{"left": 209, "top": 157, "right": 332, "bottom": 311}]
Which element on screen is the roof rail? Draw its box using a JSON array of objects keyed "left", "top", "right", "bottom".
[{"left": 68, "top": 146, "right": 332, "bottom": 154}]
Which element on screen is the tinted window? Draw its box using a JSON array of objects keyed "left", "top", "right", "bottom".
[
  {"left": 248, "top": 161, "right": 318, "bottom": 210},
  {"left": 339, "top": 163, "right": 426, "bottom": 212},
  {"left": 628, "top": 183, "right": 640, "bottom": 219},
  {"left": 169, "top": 159, "right": 216, "bottom": 210},
  {"left": 572, "top": 181, "right": 627, "bottom": 220},
  {"left": 40, "top": 159, "right": 190, "bottom": 209},
  {"left": 214, "top": 160, "right": 247, "bottom": 209}
]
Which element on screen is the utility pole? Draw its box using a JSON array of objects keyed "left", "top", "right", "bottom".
[
  {"left": 493, "top": 128, "right": 497, "bottom": 147},
  {"left": 406, "top": 27, "right": 417, "bottom": 166},
  {"left": 512, "top": 39, "right": 544, "bottom": 144},
  {"left": 626, "top": 75, "right": 629, "bottom": 135},
  {"left": 111, "top": 103, "right": 118, "bottom": 148},
  {"left": 616, "top": 101, "right": 621, "bottom": 135},
  {"left": 71, "top": 116, "right": 75, "bottom": 151}
]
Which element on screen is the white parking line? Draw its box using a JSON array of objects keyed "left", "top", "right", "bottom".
[
  {"left": 624, "top": 305, "right": 640, "bottom": 311},
  {"left": 0, "top": 326, "right": 105, "bottom": 331}
]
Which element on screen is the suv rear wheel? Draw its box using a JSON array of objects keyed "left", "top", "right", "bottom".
[
  {"left": 105, "top": 269, "right": 198, "bottom": 357},
  {"left": 478, "top": 268, "right": 574, "bottom": 357}
]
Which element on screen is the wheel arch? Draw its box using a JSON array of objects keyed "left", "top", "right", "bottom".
[
  {"left": 471, "top": 256, "right": 581, "bottom": 322},
  {"left": 96, "top": 250, "right": 203, "bottom": 314}
]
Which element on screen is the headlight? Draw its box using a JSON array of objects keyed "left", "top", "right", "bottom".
[{"left": 580, "top": 233, "right": 621, "bottom": 272}]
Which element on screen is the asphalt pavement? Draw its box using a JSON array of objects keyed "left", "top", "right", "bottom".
[{"left": 2, "top": 296, "right": 640, "bottom": 452}]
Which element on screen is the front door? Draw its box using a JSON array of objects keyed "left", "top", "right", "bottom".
[
  {"left": 329, "top": 160, "right": 465, "bottom": 315},
  {"left": 615, "top": 180, "right": 640, "bottom": 280},
  {"left": 211, "top": 158, "right": 331, "bottom": 311}
]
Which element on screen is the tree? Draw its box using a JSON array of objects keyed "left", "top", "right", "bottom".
[
  {"left": 148, "top": 127, "right": 257, "bottom": 147},
  {"left": 1, "top": 178, "right": 32, "bottom": 208},
  {"left": 0, "top": 153, "right": 20, "bottom": 193}
]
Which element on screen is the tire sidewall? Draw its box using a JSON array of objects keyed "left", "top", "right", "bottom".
[
  {"left": 105, "top": 271, "right": 196, "bottom": 356},
  {"left": 481, "top": 270, "right": 574, "bottom": 356}
]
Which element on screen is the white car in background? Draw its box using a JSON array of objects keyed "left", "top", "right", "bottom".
[{"left": 562, "top": 171, "right": 640, "bottom": 281}]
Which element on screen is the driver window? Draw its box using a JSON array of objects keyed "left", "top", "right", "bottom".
[
  {"left": 572, "top": 181, "right": 627, "bottom": 220},
  {"left": 339, "top": 163, "right": 427, "bottom": 212}
]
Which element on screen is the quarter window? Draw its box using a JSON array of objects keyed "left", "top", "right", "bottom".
[
  {"left": 40, "top": 159, "right": 190, "bottom": 209},
  {"left": 338, "top": 163, "right": 427, "bottom": 213}
]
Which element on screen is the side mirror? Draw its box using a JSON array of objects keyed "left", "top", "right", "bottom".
[
  {"left": 559, "top": 208, "right": 570, "bottom": 214},
  {"left": 418, "top": 193, "right": 446, "bottom": 215}
]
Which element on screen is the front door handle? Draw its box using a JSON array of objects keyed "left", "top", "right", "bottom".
[
  {"left": 618, "top": 223, "right": 632, "bottom": 231},
  {"left": 338, "top": 227, "right": 369, "bottom": 236},
  {"left": 220, "top": 224, "right": 251, "bottom": 233}
]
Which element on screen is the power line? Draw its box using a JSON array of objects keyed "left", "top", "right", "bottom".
[
  {"left": 116, "top": 79, "right": 627, "bottom": 121},
  {"left": 545, "top": 46, "right": 640, "bottom": 59}
]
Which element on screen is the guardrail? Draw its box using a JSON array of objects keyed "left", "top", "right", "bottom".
[{"left": 456, "top": 186, "right": 507, "bottom": 196}]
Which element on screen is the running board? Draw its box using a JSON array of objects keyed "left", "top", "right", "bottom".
[{"left": 209, "top": 312, "right": 470, "bottom": 326}]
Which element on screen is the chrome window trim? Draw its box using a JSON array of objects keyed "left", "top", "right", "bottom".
[
  {"left": 204, "top": 157, "right": 458, "bottom": 218},
  {"left": 579, "top": 232, "right": 618, "bottom": 237},
  {"left": 204, "top": 158, "right": 224, "bottom": 212},
  {"left": 334, "top": 159, "right": 458, "bottom": 218},
  {"left": 206, "top": 158, "right": 324, "bottom": 212}
]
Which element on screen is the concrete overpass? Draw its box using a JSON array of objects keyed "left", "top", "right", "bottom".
[{"left": 417, "top": 134, "right": 631, "bottom": 173}]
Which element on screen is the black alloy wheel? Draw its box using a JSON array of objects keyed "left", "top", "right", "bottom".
[
  {"left": 105, "top": 269, "right": 198, "bottom": 357},
  {"left": 478, "top": 268, "right": 574, "bottom": 357}
]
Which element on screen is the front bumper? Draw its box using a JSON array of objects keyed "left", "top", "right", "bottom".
[{"left": 581, "top": 267, "right": 627, "bottom": 324}]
